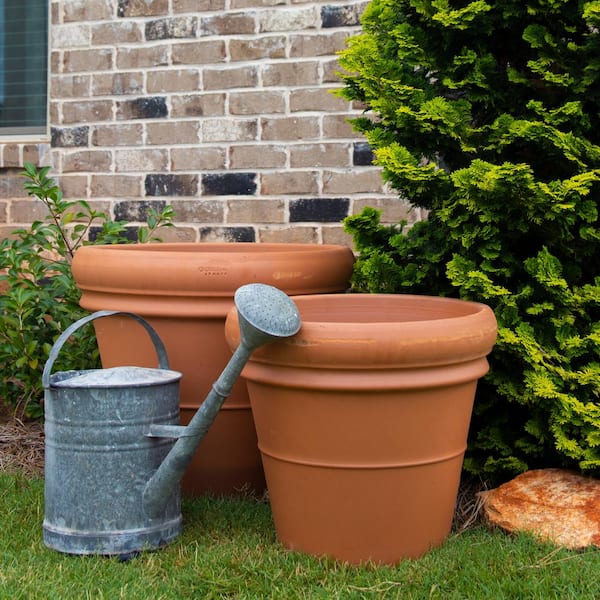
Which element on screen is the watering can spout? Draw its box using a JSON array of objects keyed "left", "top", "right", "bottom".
[{"left": 142, "top": 283, "right": 301, "bottom": 519}]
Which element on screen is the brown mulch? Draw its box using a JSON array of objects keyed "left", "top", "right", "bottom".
[
  {"left": 453, "top": 477, "right": 489, "bottom": 533},
  {"left": 0, "top": 411, "right": 45, "bottom": 478}
]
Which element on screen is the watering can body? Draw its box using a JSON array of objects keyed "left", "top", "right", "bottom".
[
  {"left": 43, "top": 312, "right": 183, "bottom": 556},
  {"left": 42, "top": 285, "right": 302, "bottom": 556}
]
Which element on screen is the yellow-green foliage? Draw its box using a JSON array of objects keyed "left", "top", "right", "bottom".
[{"left": 339, "top": 0, "right": 600, "bottom": 479}]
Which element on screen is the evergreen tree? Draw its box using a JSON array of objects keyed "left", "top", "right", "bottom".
[{"left": 339, "top": 0, "right": 600, "bottom": 480}]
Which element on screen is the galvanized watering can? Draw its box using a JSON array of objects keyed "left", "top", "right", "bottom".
[{"left": 42, "top": 283, "right": 301, "bottom": 556}]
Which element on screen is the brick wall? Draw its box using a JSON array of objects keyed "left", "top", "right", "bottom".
[{"left": 0, "top": 0, "right": 420, "bottom": 245}]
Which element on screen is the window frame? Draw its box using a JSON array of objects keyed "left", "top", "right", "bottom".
[{"left": 0, "top": 0, "right": 50, "bottom": 142}]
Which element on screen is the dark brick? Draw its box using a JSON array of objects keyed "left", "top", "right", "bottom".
[
  {"left": 51, "top": 126, "right": 89, "bottom": 148},
  {"left": 114, "top": 199, "right": 169, "bottom": 221},
  {"left": 199, "top": 226, "right": 255, "bottom": 242},
  {"left": 118, "top": 97, "right": 168, "bottom": 119},
  {"left": 89, "top": 226, "right": 138, "bottom": 242},
  {"left": 353, "top": 142, "right": 374, "bottom": 166},
  {"left": 289, "top": 198, "right": 350, "bottom": 222},
  {"left": 202, "top": 173, "right": 257, "bottom": 196},
  {"left": 321, "top": 4, "right": 363, "bottom": 28},
  {"left": 146, "top": 17, "right": 197, "bottom": 40},
  {"left": 145, "top": 174, "right": 198, "bottom": 196},
  {"left": 118, "top": 0, "right": 168, "bottom": 18}
]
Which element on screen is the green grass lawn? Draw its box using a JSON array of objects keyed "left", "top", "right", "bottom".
[{"left": 1, "top": 472, "right": 599, "bottom": 599}]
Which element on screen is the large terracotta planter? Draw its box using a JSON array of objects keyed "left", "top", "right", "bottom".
[
  {"left": 71, "top": 243, "right": 354, "bottom": 497},
  {"left": 225, "top": 293, "right": 497, "bottom": 564}
]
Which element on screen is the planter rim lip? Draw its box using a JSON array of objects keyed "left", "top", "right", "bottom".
[
  {"left": 73, "top": 242, "right": 353, "bottom": 257},
  {"left": 72, "top": 242, "right": 356, "bottom": 311},
  {"left": 226, "top": 293, "right": 498, "bottom": 370}
]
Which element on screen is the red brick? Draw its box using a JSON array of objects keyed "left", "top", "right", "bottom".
[
  {"left": 91, "top": 174, "right": 143, "bottom": 198},
  {"left": 290, "top": 143, "right": 351, "bottom": 168},
  {"left": 261, "top": 170, "right": 319, "bottom": 194},
  {"left": 1, "top": 145, "right": 21, "bottom": 168},
  {"left": 63, "top": 0, "right": 113, "bottom": 22},
  {"left": 52, "top": 23, "right": 90, "bottom": 49},
  {"left": 323, "top": 58, "right": 345, "bottom": 84},
  {"left": 258, "top": 226, "right": 319, "bottom": 243},
  {"left": 171, "top": 94, "right": 226, "bottom": 118},
  {"left": 62, "top": 100, "right": 114, "bottom": 124},
  {"left": 323, "top": 168, "right": 386, "bottom": 194},
  {"left": 157, "top": 226, "right": 197, "bottom": 242},
  {"left": 62, "top": 150, "right": 112, "bottom": 173},
  {"left": 118, "top": 0, "right": 168, "bottom": 18},
  {"left": 91, "top": 21, "right": 143, "bottom": 45},
  {"left": 92, "top": 124, "right": 144, "bottom": 147},
  {"left": 229, "top": 145, "right": 287, "bottom": 169},
  {"left": 9, "top": 199, "right": 52, "bottom": 221},
  {"left": 56, "top": 174, "right": 89, "bottom": 198},
  {"left": 172, "top": 40, "right": 226, "bottom": 64},
  {"left": 171, "top": 147, "right": 226, "bottom": 170},
  {"left": 23, "top": 144, "right": 51, "bottom": 167},
  {"left": 173, "top": 0, "right": 225, "bottom": 11},
  {"left": 229, "top": 36, "right": 286, "bottom": 61},
  {"left": 117, "top": 46, "right": 169, "bottom": 69},
  {"left": 147, "top": 69, "right": 200, "bottom": 93},
  {"left": 62, "top": 49, "right": 113, "bottom": 73},
  {"left": 202, "top": 119, "right": 258, "bottom": 142},
  {"left": 261, "top": 116, "right": 319, "bottom": 141},
  {"left": 227, "top": 198, "right": 285, "bottom": 223},
  {"left": 289, "top": 87, "right": 349, "bottom": 112},
  {"left": 146, "top": 121, "right": 200, "bottom": 145},
  {"left": 0, "top": 174, "right": 28, "bottom": 199},
  {"left": 229, "top": 91, "right": 285, "bottom": 115},
  {"left": 322, "top": 225, "right": 354, "bottom": 247},
  {"left": 322, "top": 114, "right": 363, "bottom": 138},
  {"left": 290, "top": 31, "right": 350, "bottom": 57},
  {"left": 203, "top": 66, "right": 258, "bottom": 90},
  {"left": 114, "top": 149, "right": 169, "bottom": 172},
  {"left": 259, "top": 7, "right": 318, "bottom": 33},
  {"left": 51, "top": 74, "right": 91, "bottom": 99},
  {"left": 353, "top": 197, "right": 419, "bottom": 224},
  {"left": 262, "top": 61, "right": 319, "bottom": 87},
  {"left": 201, "top": 13, "right": 256, "bottom": 35},
  {"left": 170, "top": 199, "right": 224, "bottom": 222},
  {"left": 92, "top": 72, "right": 144, "bottom": 96}
]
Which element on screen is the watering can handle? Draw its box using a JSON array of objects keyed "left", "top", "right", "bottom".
[{"left": 42, "top": 310, "right": 170, "bottom": 388}]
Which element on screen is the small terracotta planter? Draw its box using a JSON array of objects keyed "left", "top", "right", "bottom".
[
  {"left": 225, "top": 293, "right": 497, "bottom": 564},
  {"left": 71, "top": 243, "right": 354, "bottom": 497}
]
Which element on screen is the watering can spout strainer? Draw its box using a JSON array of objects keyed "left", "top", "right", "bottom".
[{"left": 42, "top": 283, "right": 301, "bottom": 556}]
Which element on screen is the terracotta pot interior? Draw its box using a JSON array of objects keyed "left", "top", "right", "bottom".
[
  {"left": 291, "top": 294, "right": 484, "bottom": 324},
  {"left": 81, "top": 243, "right": 346, "bottom": 256}
]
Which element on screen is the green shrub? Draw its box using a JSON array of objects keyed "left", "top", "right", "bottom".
[
  {"left": 338, "top": 1, "right": 600, "bottom": 479},
  {"left": 0, "top": 164, "right": 174, "bottom": 418}
]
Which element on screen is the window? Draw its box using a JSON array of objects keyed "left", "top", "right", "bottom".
[{"left": 0, "top": 0, "right": 48, "bottom": 138}]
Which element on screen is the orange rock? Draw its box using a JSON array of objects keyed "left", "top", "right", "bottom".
[{"left": 480, "top": 468, "right": 600, "bottom": 549}]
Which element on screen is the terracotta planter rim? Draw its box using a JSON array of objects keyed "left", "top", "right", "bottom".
[
  {"left": 72, "top": 243, "right": 355, "bottom": 298},
  {"left": 74, "top": 242, "right": 350, "bottom": 256},
  {"left": 226, "top": 293, "right": 498, "bottom": 369}
]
